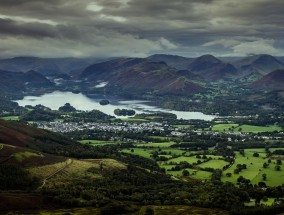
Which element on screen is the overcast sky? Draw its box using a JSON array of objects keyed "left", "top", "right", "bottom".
[{"left": 0, "top": 0, "right": 283, "bottom": 58}]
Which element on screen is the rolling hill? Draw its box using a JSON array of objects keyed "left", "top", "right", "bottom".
[
  {"left": 187, "top": 55, "right": 238, "bottom": 81},
  {"left": 78, "top": 58, "right": 205, "bottom": 95},
  {"left": 0, "top": 69, "right": 53, "bottom": 93},
  {"left": 234, "top": 54, "right": 284, "bottom": 76},
  {"left": 147, "top": 54, "right": 194, "bottom": 70},
  {"left": 252, "top": 69, "right": 284, "bottom": 91},
  {"left": 148, "top": 54, "right": 239, "bottom": 81}
]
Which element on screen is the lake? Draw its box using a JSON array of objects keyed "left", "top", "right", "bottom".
[{"left": 15, "top": 91, "right": 215, "bottom": 120}]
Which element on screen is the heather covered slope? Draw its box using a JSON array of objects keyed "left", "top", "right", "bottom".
[
  {"left": 252, "top": 69, "right": 284, "bottom": 91},
  {"left": 0, "top": 119, "right": 101, "bottom": 158}
]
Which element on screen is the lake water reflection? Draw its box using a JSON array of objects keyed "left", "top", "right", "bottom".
[{"left": 15, "top": 91, "right": 215, "bottom": 120}]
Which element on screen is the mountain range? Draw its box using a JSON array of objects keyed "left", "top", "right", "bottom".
[
  {"left": 79, "top": 58, "right": 205, "bottom": 95},
  {"left": 1, "top": 53, "right": 284, "bottom": 95},
  {"left": 0, "top": 70, "right": 53, "bottom": 93},
  {"left": 0, "top": 57, "right": 103, "bottom": 76}
]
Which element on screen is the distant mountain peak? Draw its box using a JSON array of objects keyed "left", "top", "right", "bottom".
[
  {"left": 234, "top": 54, "right": 284, "bottom": 75},
  {"left": 195, "top": 54, "right": 221, "bottom": 63}
]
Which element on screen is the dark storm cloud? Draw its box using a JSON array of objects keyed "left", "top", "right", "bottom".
[{"left": 0, "top": 0, "right": 283, "bottom": 58}]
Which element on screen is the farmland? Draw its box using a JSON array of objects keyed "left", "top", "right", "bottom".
[
  {"left": 0, "top": 116, "right": 19, "bottom": 120},
  {"left": 79, "top": 139, "right": 117, "bottom": 146},
  {"left": 212, "top": 123, "right": 282, "bottom": 133},
  {"left": 222, "top": 149, "right": 284, "bottom": 186},
  {"left": 136, "top": 141, "right": 175, "bottom": 147}
]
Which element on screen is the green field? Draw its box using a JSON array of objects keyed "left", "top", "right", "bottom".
[
  {"left": 166, "top": 168, "right": 212, "bottom": 180},
  {"left": 190, "top": 169, "right": 212, "bottom": 180},
  {"left": 198, "top": 159, "right": 228, "bottom": 169},
  {"left": 270, "top": 148, "right": 284, "bottom": 153},
  {"left": 149, "top": 136, "right": 169, "bottom": 141},
  {"left": 166, "top": 156, "right": 200, "bottom": 164},
  {"left": 212, "top": 124, "right": 239, "bottom": 132},
  {"left": 162, "top": 148, "right": 188, "bottom": 156},
  {"left": 238, "top": 125, "right": 282, "bottom": 133},
  {"left": 222, "top": 149, "right": 284, "bottom": 186},
  {"left": 121, "top": 148, "right": 154, "bottom": 159},
  {"left": 1, "top": 116, "right": 19, "bottom": 120},
  {"left": 136, "top": 142, "right": 175, "bottom": 148},
  {"left": 79, "top": 139, "right": 116, "bottom": 146},
  {"left": 212, "top": 124, "right": 282, "bottom": 133},
  {"left": 12, "top": 151, "right": 43, "bottom": 162},
  {"left": 245, "top": 198, "right": 276, "bottom": 206}
]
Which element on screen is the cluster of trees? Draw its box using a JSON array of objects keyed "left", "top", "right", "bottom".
[
  {"left": 58, "top": 103, "right": 76, "bottom": 112},
  {"left": 66, "top": 110, "right": 114, "bottom": 122},
  {"left": 114, "top": 109, "right": 136, "bottom": 116},
  {"left": 0, "top": 164, "right": 39, "bottom": 190},
  {"left": 234, "top": 164, "right": 247, "bottom": 174},
  {"left": 21, "top": 106, "right": 59, "bottom": 121},
  {"left": 135, "top": 112, "right": 177, "bottom": 120}
]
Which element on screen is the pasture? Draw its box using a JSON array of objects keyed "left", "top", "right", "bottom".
[
  {"left": 79, "top": 139, "right": 116, "bottom": 146},
  {"left": 198, "top": 159, "right": 228, "bottom": 169},
  {"left": 136, "top": 142, "right": 175, "bottom": 148},
  {"left": 0, "top": 116, "right": 19, "bottom": 120},
  {"left": 212, "top": 124, "right": 282, "bottom": 133},
  {"left": 121, "top": 148, "right": 154, "bottom": 159},
  {"left": 222, "top": 149, "right": 284, "bottom": 186}
]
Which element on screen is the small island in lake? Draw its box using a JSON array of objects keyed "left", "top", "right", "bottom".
[{"left": 99, "top": 99, "right": 110, "bottom": 105}]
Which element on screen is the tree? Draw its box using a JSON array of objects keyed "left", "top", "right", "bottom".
[
  {"left": 262, "top": 173, "right": 267, "bottom": 181},
  {"left": 226, "top": 172, "right": 232, "bottom": 177},
  {"left": 277, "top": 160, "right": 282, "bottom": 165},
  {"left": 275, "top": 165, "right": 281, "bottom": 171},
  {"left": 182, "top": 170, "right": 190, "bottom": 177},
  {"left": 253, "top": 152, "right": 259, "bottom": 157},
  {"left": 263, "top": 162, "right": 268, "bottom": 168},
  {"left": 234, "top": 169, "right": 240, "bottom": 174}
]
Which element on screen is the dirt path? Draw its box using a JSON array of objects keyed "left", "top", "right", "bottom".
[{"left": 39, "top": 158, "right": 73, "bottom": 189}]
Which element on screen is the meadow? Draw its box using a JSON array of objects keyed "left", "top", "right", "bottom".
[
  {"left": 212, "top": 124, "right": 282, "bottom": 133},
  {"left": 222, "top": 149, "right": 284, "bottom": 186},
  {"left": 79, "top": 139, "right": 117, "bottom": 146}
]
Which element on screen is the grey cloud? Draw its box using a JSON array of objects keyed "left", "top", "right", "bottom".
[{"left": 0, "top": 0, "right": 283, "bottom": 58}]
